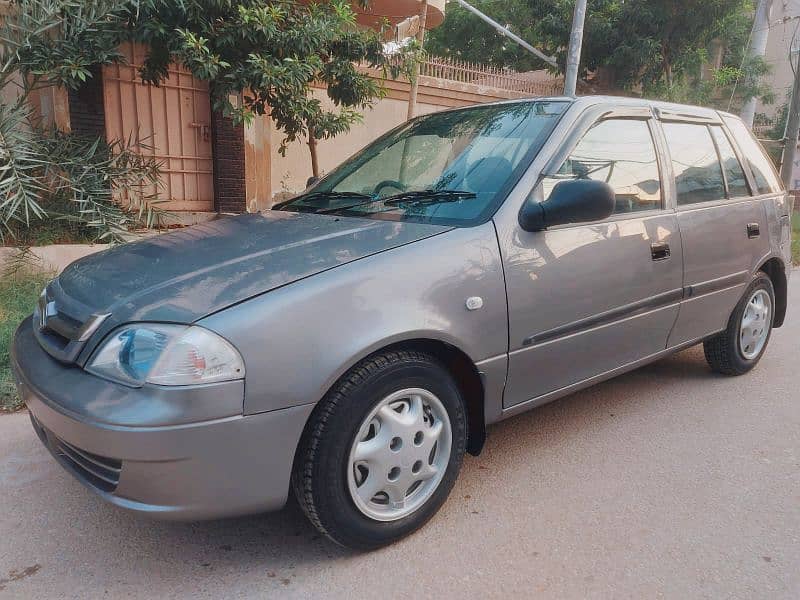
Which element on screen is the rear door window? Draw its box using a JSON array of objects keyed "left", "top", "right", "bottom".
[
  {"left": 709, "top": 126, "right": 751, "bottom": 198},
  {"left": 662, "top": 122, "right": 725, "bottom": 205},
  {"left": 723, "top": 116, "right": 783, "bottom": 194}
]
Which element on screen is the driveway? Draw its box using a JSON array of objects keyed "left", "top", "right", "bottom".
[{"left": 1, "top": 280, "right": 799, "bottom": 599}]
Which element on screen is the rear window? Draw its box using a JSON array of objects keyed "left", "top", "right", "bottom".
[{"left": 723, "top": 116, "right": 783, "bottom": 194}]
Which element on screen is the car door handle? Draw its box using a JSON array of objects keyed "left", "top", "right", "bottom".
[
  {"left": 650, "top": 242, "right": 671, "bottom": 261},
  {"left": 747, "top": 223, "right": 760, "bottom": 238}
]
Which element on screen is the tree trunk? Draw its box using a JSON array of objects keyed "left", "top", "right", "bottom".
[
  {"left": 662, "top": 23, "right": 675, "bottom": 89},
  {"left": 308, "top": 131, "right": 319, "bottom": 178},
  {"left": 407, "top": 0, "right": 428, "bottom": 119},
  {"left": 663, "top": 53, "right": 673, "bottom": 88}
]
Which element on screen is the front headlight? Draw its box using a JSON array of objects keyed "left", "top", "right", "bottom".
[{"left": 87, "top": 324, "right": 245, "bottom": 387}]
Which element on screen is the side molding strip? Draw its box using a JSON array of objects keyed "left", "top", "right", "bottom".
[
  {"left": 523, "top": 288, "right": 684, "bottom": 347},
  {"left": 520, "top": 271, "right": 750, "bottom": 349},
  {"left": 683, "top": 270, "right": 749, "bottom": 299}
]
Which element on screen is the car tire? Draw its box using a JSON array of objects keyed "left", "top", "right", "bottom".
[
  {"left": 291, "top": 349, "right": 467, "bottom": 550},
  {"left": 704, "top": 272, "right": 775, "bottom": 376}
]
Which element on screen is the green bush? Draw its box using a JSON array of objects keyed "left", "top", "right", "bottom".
[{"left": 0, "top": 271, "right": 51, "bottom": 412}]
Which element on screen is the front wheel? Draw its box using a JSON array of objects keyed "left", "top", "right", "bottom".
[
  {"left": 292, "top": 350, "right": 467, "bottom": 550},
  {"left": 704, "top": 272, "right": 775, "bottom": 376}
]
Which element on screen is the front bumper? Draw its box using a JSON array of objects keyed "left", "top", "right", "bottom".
[{"left": 12, "top": 317, "right": 314, "bottom": 520}]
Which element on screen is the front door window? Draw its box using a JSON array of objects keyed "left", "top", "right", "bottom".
[{"left": 542, "top": 118, "right": 662, "bottom": 214}]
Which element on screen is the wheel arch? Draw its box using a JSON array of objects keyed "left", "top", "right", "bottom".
[
  {"left": 386, "top": 339, "right": 486, "bottom": 456},
  {"left": 758, "top": 257, "right": 787, "bottom": 328},
  {"left": 303, "top": 337, "right": 487, "bottom": 457}
]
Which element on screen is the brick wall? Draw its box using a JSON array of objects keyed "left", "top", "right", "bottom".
[
  {"left": 211, "top": 110, "right": 246, "bottom": 213},
  {"left": 68, "top": 65, "right": 105, "bottom": 139}
]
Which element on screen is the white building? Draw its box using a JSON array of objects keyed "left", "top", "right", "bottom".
[{"left": 757, "top": 1, "right": 800, "bottom": 119}]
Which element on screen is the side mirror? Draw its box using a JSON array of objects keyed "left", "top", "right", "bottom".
[
  {"left": 519, "top": 179, "right": 615, "bottom": 232},
  {"left": 306, "top": 176, "right": 320, "bottom": 188}
]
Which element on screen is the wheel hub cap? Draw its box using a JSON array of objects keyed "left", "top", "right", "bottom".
[
  {"left": 347, "top": 388, "right": 452, "bottom": 522},
  {"left": 739, "top": 289, "right": 771, "bottom": 360}
]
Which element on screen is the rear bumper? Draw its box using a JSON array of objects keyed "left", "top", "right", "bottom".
[{"left": 12, "top": 318, "right": 314, "bottom": 520}]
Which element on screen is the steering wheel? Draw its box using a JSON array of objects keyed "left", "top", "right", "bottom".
[{"left": 373, "top": 179, "right": 406, "bottom": 196}]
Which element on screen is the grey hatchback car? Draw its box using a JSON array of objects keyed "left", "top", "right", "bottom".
[{"left": 12, "top": 96, "right": 791, "bottom": 549}]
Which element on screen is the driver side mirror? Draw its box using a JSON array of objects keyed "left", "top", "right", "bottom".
[
  {"left": 519, "top": 179, "right": 615, "bottom": 232},
  {"left": 306, "top": 176, "right": 320, "bottom": 188}
]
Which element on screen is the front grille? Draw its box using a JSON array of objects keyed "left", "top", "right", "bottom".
[
  {"left": 30, "top": 414, "right": 122, "bottom": 493},
  {"left": 33, "top": 279, "right": 109, "bottom": 364}
]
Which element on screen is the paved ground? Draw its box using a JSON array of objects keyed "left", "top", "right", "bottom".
[{"left": 1, "top": 283, "right": 799, "bottom": 599}]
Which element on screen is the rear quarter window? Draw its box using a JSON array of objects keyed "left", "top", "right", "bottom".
[{"left": 722, "top": 116, "right": 783, "bottom": 194}]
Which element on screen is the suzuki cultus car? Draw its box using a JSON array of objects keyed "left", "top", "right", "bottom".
[{"left": 13, "top": 96, "right": 791, "bottom": 549}]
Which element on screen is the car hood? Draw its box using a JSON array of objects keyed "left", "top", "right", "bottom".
[{"left": 57, "top": 211, "right": 450, "bottom": 325}]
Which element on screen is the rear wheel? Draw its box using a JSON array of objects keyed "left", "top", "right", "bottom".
[
  {"left": 704, "top": 272, "right": 775, "bottom": 375},
  {"left": 292, "top": 350, "right": 466, "bottom": 550}
]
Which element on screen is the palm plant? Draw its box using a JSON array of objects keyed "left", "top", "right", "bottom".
[{"left": 0, "top": 0, "right": 161, "bottom": 243}]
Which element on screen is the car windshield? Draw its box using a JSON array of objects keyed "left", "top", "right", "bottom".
[{"left": 276, "top": 100, "right": 569, "bottom": 226}]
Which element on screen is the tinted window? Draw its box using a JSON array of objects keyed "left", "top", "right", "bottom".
[
  {"left": 723, "top": 116, "right": 783, "bottom": 194},
  {"left": 710, "top": 126, "right": 750, "bottom": 197},
  {"left": 663, "top": 123, "right": 725, "bottom": 205},
  {"left": 543, "top": 119, "right": 661, "bottom": 213}
]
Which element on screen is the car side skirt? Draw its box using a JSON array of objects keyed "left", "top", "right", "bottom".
[{"left": 490, "top": 333, "right": 721, "bottom": 424}]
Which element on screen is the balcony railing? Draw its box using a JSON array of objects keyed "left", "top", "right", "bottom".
[
  {"left": 753, "top": 115, "right": 778, "bottom": 138},
  {"left": 419, "top": 55, "right": 562, "bottom": 97}
]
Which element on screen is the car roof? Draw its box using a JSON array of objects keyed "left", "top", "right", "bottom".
[
  {"left": 572, "top": 95, "right": 722, "bottom": 120},
  {"left": 447, "top": 95, "right": 735, "bottom": 124}
]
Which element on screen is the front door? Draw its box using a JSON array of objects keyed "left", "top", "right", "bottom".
[{"left": 499, "top": 111, "right": 684, "bottom": 408}]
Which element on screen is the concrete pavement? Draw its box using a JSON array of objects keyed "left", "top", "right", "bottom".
[{"left": 1, "top": 281, "right": 799, "bottom": 599}]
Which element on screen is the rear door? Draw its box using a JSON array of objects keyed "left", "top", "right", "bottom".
[
  {"left": 660, "top": 115, "right": 771, "bottom": 346},
  {"left": 723, "top": 115, "right": 792, "bottom": 269},
  {"left": 498, "top": 105, "right": 684, "bottom": 408}
]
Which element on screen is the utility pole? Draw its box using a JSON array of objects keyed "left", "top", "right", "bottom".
[
  {"left": 448, "top": 0, "right": 584, "bottom": 95},
  {"left": 741, "top": 0, "right": 773, "bottom": 128},
  {"left": 564, "top": 0, "right": 587, "bottom": 97},
  {"left": 780, "top": 50, "right": 800, "bottom": 192},
  {"left": 406, "top": 0, "right": 428, "bottom": 120},
  {"left": 453, "top": 0, "right": 558, "bottom": 68}
]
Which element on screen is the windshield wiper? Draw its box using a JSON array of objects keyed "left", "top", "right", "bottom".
[
  {"left": 276, "top": 191, "right": 374, "bottom": 212},
  {"left": 285, "top": 189, "right": 479, "bottom": 215},
  {"left": 303, "top": 191, "right": 373, "bottom": 202},
  {"left": 320, "top": 189, "right": 478, "bottom": 215},
  {"left": 382, "top": 189, "right": 477, "bottom": 206},
  {"left": 316, "top": 196, "right": 385, "bottom": 214}
]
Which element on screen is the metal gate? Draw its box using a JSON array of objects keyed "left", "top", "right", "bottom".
[{"left": 103, "top": 42, "right": 214, "bottom": 211}]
